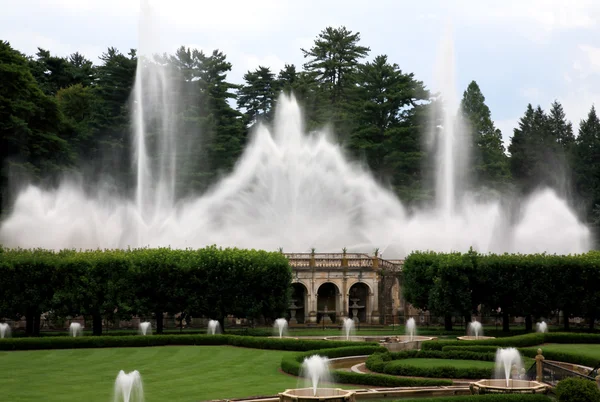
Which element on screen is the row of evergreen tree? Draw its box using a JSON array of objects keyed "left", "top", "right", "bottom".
[{"left": 1, "top": 26, "right": 600, "bottom": 224}]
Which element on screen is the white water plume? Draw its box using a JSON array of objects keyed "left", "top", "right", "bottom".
[{"left": 0, "top": 4, "right": 591, "bottom": 258}]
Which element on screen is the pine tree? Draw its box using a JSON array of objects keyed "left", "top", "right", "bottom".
[
  {"left": 574, "top": 106, "right": 600, "bottom": 221},
  {"left": 301, "top": 26, "right": 369, "bottom": 135},
  {"left": 237, "top": 66, "right": 277, "bottom": 126},
  {"left": 196, "top": 50, "right": 244, "bottom": 183},
  {"left": 460, "top": 81, "right": 510, "bottom": 190},
  {"left": 0, "top": 41, "right": 74, "bottom": 213},
  {"left": 351, "top": 54, "right": 429, "bottom": 198}
]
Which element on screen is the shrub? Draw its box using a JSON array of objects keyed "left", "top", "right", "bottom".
[
  {"left": 280, "top": 346, "right": 452, "bottom": 387},
  {"left": 393, "top": 395, "right": 550, "bottom": 402},
  {"left": 382, "top": 359, "right": 491, "bottom": 379},
  {"left": 422, "top": 333, "right": 544, "bottom": 351},
  {"left": 0, "top": 334, "right": 376, "bottom": 351},
  {"left": 555, "top": 377, "right": 600, "bottom": 402}
]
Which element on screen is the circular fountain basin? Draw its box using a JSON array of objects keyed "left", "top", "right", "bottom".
[
  {"left": 382, "top": 335, "right": 436, "bottom": 351},
  {"left": 393, "top": 335, "right": 436, "bottom": 342},
  {"left": 279, "top": 388, "right": 356, "bottom": 402},
  {"left": 457, "top": 336, "right": 496, "bottom": 341},
  {"left": 323, "top": 336, "right": 390, "bottom": 342},
  {"left": 469, "top": 379, "right": 548, "bottom": 394}
]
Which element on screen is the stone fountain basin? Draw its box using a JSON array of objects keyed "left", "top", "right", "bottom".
[
  {"left": 469, "top": 379, "right": 548, "bottom": 394},
  {"left": 393, "top": 335, "right": 436, "bottom": 343},
  {"left": 279, "top": 388, "right": 356, "bottom": 402},
  {"left": 323, "top": 336, "right": 390, "bottom": 342},
  {"left": 382, "top": 336, "right": 436, "bottom": 352},
  {"left": 457, "top": 336, "right": 496, "bottom": 341}
]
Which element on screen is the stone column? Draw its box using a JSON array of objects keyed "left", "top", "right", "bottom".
[
  {"left": 367, "top": 291, "right": 374, "bottom": 324},
  {"left": 308, "top": 277, "right": 317, "bottom": 324},
  {"left": 371, "top": 279, "right": 380, "bottom": 324},
  {"left": 337, "top": 292, "right": 345, "bottom": 323},
  {"left": 535, "top": 348, "right": 544, "bottom": 382}
]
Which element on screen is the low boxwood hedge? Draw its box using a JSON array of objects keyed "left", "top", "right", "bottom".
[
  {"left": 422, "top": 333, "right": 545, "bottom": 351},
  {"left": 0, "top": 334, "right": 375, "bottom": 351},
  {"left": 381, "top": 359, "right": 491, "bottom": 379},
  {"left": 396, "top": 395, "right": 550, "bottom": 402},
  {"left": 441, "top": 345, "right": 599, "bottom": 369},
  {"left": 422, "top": 332, "right": 600, "bottom": 352},
  {"left": 280, "top": 346, "right": 452, "bottom": 387},
  {"left": 366, "top": 350, "right": 496, "bottom": 379}
]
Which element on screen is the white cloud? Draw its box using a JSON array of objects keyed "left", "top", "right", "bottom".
[{"left": 578, "top": 45, "right": 600, "bottom": 74}]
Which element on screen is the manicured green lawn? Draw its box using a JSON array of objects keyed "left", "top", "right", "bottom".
[
  {"left": 0, "top": 346, "right": 335, "bottom": 402},
  {"left": 397, "top": 358, "right": 495, "bottom": 369},
  {"left": 541, "top": 343, "right": 600, "bottom": 360}
]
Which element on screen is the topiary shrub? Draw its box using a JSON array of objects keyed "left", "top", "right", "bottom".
[{"left": 555, "top": 377, "right": 600, "bottom": 402}]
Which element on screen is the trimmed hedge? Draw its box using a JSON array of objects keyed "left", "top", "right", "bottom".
[
  {"left": 366, "top": 350, "right": 496, "bottom": 379},
  {"left": 382, "top": 359, "right": 491, "bottom": 379},
  {"left": 0, "top": 334, "right": 375, "bottom": 351},
  {"left": 0, "top": 246, "right": 292, "bottom": 336},
  {"left": 396, "top": 396, "right": 550, "bottom": 402},
  {"left": 441, "top": 344, "right": 599, "bottom": 369},
  {"left": 403, "top": 250, "right": 600, "bottom": 332},
  {"left": 281, "top": 346, "right": 452, "bottom": 387},
  {"left": 422, "top": 333, "right": 545, "bottom": 351}
]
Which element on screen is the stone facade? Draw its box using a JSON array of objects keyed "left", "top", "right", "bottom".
[{"left": 284, "top": 253, "right": 403, "bottom": 325}]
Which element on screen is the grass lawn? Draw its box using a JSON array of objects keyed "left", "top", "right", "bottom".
[
  {"left": 396, "top": 358, "right": 495, "bottom": 369},
  {"left": 0, "top": 345, "right": 341, "bottom": 402},
  {"left": 540, "top": 343, "right": 600, "bottom": 360}
]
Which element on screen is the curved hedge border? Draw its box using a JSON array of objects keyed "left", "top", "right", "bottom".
[
  {"left": 442, "top": 345, "right": 598, "bottom": 369},
  {"left": 419, "top": 332, "right": 600, "bottom": 369},
  {"left": 394, "top": 396, "right": 549, "bottom": 402},
  {"left": 280, "top": 346, "right": 452, "bottom": 387},
  {"left": 0, "top": 334, "right": 375, "bottom": 351},
  {"left": 366, "top": 350, "right": 497, "bottom": 379},
  {"left": 422, "top": 332, "right": 600, "bottom": 352}
]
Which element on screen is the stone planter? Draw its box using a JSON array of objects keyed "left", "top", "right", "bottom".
[
  {"left": 279, "top": 388, "right": 356, "bottom": 402},
  {"left": 469, "top": 379, "right": 548, "bottom": 394}
]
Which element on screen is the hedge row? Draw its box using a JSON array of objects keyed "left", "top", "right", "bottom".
[
  {"left": 0, "top": 334, "right": 374, "bottom": 351},
  {"left": 382, "top": 359, "right": 491, "bottom": 379},
  {"left": 440, "top": 346, "right": 599, "bottom": 369},
  {"left": 366, "top": 350, "right": 497, "bottom": 379},
  {"left": 421, "top": 332, "right": 600, "bottom": 352},
  {"left": 421, "top": 333, "right": 546, "bottom": 351},
  {"left": 403, "top": 250, "right": 600, "bottom": 331},
  {"left": 0, "top": 246, "right": 292, "bottom": 336},
  {"left": 396, "top": 396, "right": 550, "bottom": 402},
  {"left": 280, "top": 346, "right": 453, "bottom": 387}
]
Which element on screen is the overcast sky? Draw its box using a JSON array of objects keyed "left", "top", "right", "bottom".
[{"left": 2, "top": 0, "right": 599, "bottom": 144}]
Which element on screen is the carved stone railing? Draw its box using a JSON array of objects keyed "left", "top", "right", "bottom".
[{"left": 283, "top": 253, "right": 403, "bottom": 271}]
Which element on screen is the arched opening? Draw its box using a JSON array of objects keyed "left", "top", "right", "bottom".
[
  {"left": 317, "top": 282, "right": 339, "bottom": 324},
  {"left": 348, "top": 283, "right": 369, "bottom": 323},
  {"left": 290, "top": 283, "right": 307, "bottom": 324}
]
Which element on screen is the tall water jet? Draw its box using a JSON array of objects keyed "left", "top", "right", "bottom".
[
  {"left": 139, "top": 322, "right": 151, "bottom": 336},
  {"left": 431, "top": 24, "right": 463, "bottom": 219},
  {"left": 207, "top": 320, "right": 221, "bottom": 335},
  {"left": 301, "top": 355, "right": 331, "bottom": 397},
  {"left": 406, "top": 318, "right": 416, "bottom": 342},
  {"left": 342, "top": 318, "right": 355, "bottom": 341},
  {"left": 274, "top": 318, "right": 288, "bottom": 338},
  {"left": 0, "top": 323, "right": 11, "bottom": 338},
  {"left": 69, "top": 322, "right": 83, "bottom": 337},
  {"left": 495, "top": 348, "right": 523, "bottom": 388},
  {"left": 114, "top": 370, "right": 144, "bottom": 402},
  {"left": 468, "top": 321, "right": 483, "bottom": 339},
  {"left": 0, "top": 2, "right": 591, "bottom": 258},
  {"left": 536, "top": 321, "right": 548, "bottom": 333}
]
